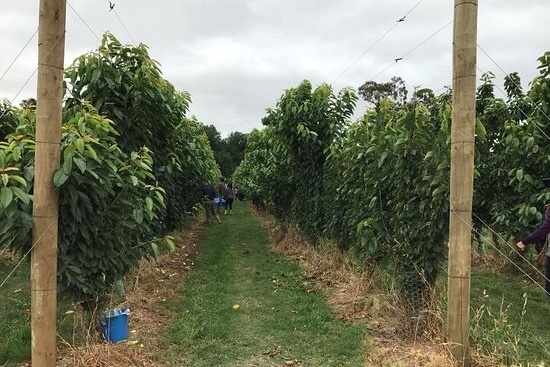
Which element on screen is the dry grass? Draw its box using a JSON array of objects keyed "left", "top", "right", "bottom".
[
  {"left": 260, "top": 214, "right": 542, "bottom": 367},
  {"left": 55, "top": 220, "right": 205, "bottom": 367},
  {"left": 472, "top": 252, "right": 508, "bottom": 271},
  {"left": 260, "top": 216, "right": 458, "bottom": 367}
]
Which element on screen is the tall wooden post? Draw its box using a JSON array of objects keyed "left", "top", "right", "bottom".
[
  {"left": 32, "top": 0, "right": 66, "bottom": 366},
  {"left": 448, "top": 0, "right": 477, "bottom": 366}
]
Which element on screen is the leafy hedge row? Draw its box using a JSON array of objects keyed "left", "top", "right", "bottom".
[
  {"left": 234, "top": 51, "right": 550, "bottom": 285},
  {"left": 0, "top": 34, "right": 219, "bottom": 303}
]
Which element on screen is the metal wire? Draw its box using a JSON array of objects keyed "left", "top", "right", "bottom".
[
  {"left": 0, "top": 29, "right": 38, "bottom": 87},
  {"left": 0, "top": 234, "right": 19, "bottom": 258},
  {"left": 331, "top": 0, "right": 428, "bottom": 84},
  {"left": 478, "top": 44, "right": 550, "bottom": 121},
  {"left": 0, "top": 221, "right": 54, "bottom": 290},
  {"left": 454, "top": 213, "right": 550, "bottom": 295},
  {"left": 369, "top": 20, "right": 452, "bottom": 81},
  {"left": 0, "top": 30, "right": 67, "bottom": 122},
  {"left": 67, "top": 1, "right": 101, "bottom": 42}
]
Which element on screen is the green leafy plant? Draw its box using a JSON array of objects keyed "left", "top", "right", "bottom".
[
  {"left": 64, "top": 33, "right": 218, "bottom": 232},
  {"left": 1, "top": 34, "right": 219, "bottom": 304},
  {"left": 0, "top": 113, "right": 34, "bottom": 251}
]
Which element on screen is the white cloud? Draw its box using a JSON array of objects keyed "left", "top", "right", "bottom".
[{"left": 0, "top": 0, "right": 548, "bottom": 135}]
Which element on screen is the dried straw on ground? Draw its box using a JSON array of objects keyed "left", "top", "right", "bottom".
[{"left": 55, "top": 220, "right": 205, "bottom": 367}]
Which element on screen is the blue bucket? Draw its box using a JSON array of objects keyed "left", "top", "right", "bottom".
[{"left": 100, "top": 308, "right": 130, "bottom": 343}]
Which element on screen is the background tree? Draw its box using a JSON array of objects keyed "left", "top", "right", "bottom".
[
  {"left": 0, "top": 99, "right": 18, "bottom": 141},
  {"left": 358, "top": 76, "right": 408, "bottom": 109},
  {"left": 202, "top": 124, "right": 248, "bottom": 178},
  {"left": 222, "top": 131, "right": 248, "bottom": 177}
]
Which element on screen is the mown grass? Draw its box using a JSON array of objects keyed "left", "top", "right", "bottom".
[
  {"left": 0, "top": 257, "right": 32, "bottom": 365},
  {"left": 470, "top": 266, "right": 550, "bottom": 365},
  {"left": 166, "top": 203, "right": 366, "bottom": 367},
  {"left": 0, "top": 258, "right": 75, "bottom": 366}
]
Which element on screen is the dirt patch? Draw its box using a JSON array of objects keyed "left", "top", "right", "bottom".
[{"left": 55, "top": 219, "right": 207, "bottom": 367}]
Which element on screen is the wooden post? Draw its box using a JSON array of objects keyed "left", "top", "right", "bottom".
[
  {"left": 31, "top": 0, "right": 66, "bottom": 366},
  {"left": 448, "top": 0, "right": 477, "bottom": 366}
]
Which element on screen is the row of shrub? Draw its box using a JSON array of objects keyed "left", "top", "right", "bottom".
[
  {"left": 234, "top": 51, "right": 550, "bottom": 287},
  {"left": 0, "top": 34, "right": 220, "bottom": 303}
]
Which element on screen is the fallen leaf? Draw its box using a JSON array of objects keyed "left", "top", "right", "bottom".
[{"left": 232, "top": 304, "right": 240, "bottom": 310}]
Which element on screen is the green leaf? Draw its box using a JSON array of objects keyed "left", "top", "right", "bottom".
[
  {"left": 154, "top": 190, "right": 164, "bottom": 205},
  {"left": 9, "top": 175, "right": 27, "bottom": 187},
  {"left": 130, "top": 175, "right": 138, "bottom": 186},
  {"left": 12, "top": 146, "right": 21, "bottom": 161},
  {"left": 145, "top": 196, "right": 153, "bottom": 212},
  {"left": 516, "top": 169, "right": 524, "bottom": 181},
  {"left": 75, "top": 138, "right": 85, "bottom": 154},
  {"left": 1, "top": 173, "right": 8, "bottom": 186},
  {"left": 12, "top": 186, "right": 30, "bottom": 205},
  {"left": 74, "top": 157, "right": 87, "bottom": 173},
  {"left": 53, "top": 169, "right": 69, "bottom": 187},
  {"left": 475, "top": 118, "right": 487, "bottom": 139},
  {"left": 63, "top": 154, "right": 73, "bottom": 174},
  {"left": 164, "top": 236, "right": 175, "bottom": 252},
  {"left": 64, "top": 144, "right": 76, "bottom": 163},
  {"left": 0, "top": 187, "right": 13, "bottom": 208},
  {"left": 150, "top": 242, "right": 160, "bottom": 258},
  {"left": 378, "top": 152, "right": 388, "bottom": 168},
  {"left": 67, "top": 265, "right": 82, "bottom": 274},
  {"left": 86, "top": 145, "right": 98, "bottom": 161},
  {"left": 526, "top": 136, "right": 535, "bottom": 148},
  {"left": 132, "top": 208, "right": 143, "bottom": 224},
  {"left": 23, "top": 166, "right": 34, "bottom": 181},
  {"left": 91, "top": 68, "right": 101, "bottom": 83}
]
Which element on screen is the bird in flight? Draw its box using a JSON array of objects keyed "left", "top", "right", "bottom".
[
  {"left": 394, "top": 58, "right": 403, "bottom": 63},
  {"left": 397, "top": 15, "right": 406, "bottom": 22},
  {"left": 109, "top": 1, "right": 115, "bottom": 11}
]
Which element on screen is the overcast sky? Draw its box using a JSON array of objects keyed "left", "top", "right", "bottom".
[{"left": 1, "top": 0, "right": 549, "bottom": 136}]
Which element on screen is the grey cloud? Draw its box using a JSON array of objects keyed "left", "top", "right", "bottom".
[{"left": 1, "top": 0, "right": 549, "bottom": 136}]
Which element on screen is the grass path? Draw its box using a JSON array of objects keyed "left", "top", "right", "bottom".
[{"left": 165, "top": 203, "right": 366, "bottom": 367}]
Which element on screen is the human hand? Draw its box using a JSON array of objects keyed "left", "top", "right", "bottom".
[{"left": 516, "top": 241, "right": 526, "bottom": 251}]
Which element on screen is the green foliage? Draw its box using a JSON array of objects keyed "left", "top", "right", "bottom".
[
  {"left": 261, "top": 80, "right": 357, "bottom": 237},
  {"left": 56, "top": 102, "right": 170, "bottom": 301},
  {"left": 167, "top": 116, "right": 220, "bottom": 226},
  {"left": 64, "top": 33, "right": 217, "bottom": 232},
  {"left": 233, "top": 127, "right": 291, "bottom": 216},
  {"left": 0, "top": 99, "right": 19, "bottom": 141},
  {"left": 64, "top": 33, "right": 186, "bottom": 154},
  {"left": 1, "top": 102, "right": 170, "bottom": 301},
  {"left": 0, "top": 33, "right": 219, "bottom": 303},
  {"left": 202, "top": 124, "right": 248, "bottom": 178},
  {"left": 0, "top": 108, "right": 35, "bottom": 251},
  {"left": 477, "top": 54, "right": 550, "bottom": 239},
  {"left": 358, "top": 76, "right": 408, "bottom": 109},
  {"left": 327, "top": 94, "right": 451, "bottom": 283},
  {"left": 235, "top": 51, "right": 550, "bottom": 291}
]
